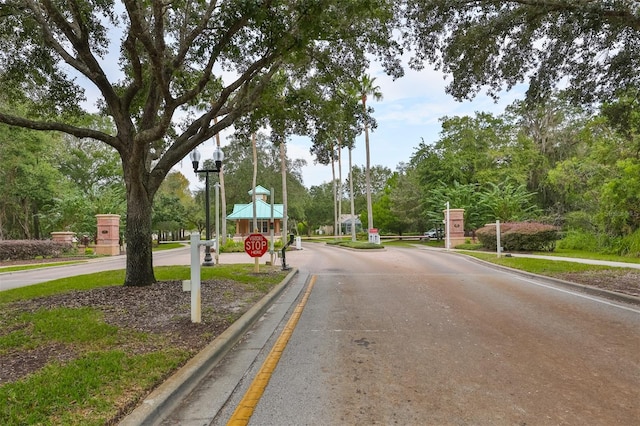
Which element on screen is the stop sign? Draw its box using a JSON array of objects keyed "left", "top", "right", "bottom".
[{"left": 244, "top": 233, "right": 269, "bottom": 257}]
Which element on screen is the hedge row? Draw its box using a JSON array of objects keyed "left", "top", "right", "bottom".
[
  {"left": 476, "top": 222, "right": 559, "bottom": 252},
  {"left": 0, "top": 240, "right": 74, "bottom": 261}
]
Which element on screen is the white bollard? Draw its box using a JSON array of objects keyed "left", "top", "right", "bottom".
[
  {"left": 190, "top": 233, "right": 201, "bottom": 323},
  {"left": 496, "top": 220, "right": 502, "bottom": 258}
]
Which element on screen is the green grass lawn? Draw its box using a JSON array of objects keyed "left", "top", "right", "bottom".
[
  {"left": 154, "top": 242, "right": 186, "bottom": 250},
  {"left": 0, "top": 264, "right": 287, "bottom": 425},
  {"left": 0, "top": 260, "right": 87, "bottom": 273},
  {"left": 533, "top": 248, "right": 640, "bottom": 264},
  {"left": 458, "top": 251, "right": 629, "bottom": 275}
]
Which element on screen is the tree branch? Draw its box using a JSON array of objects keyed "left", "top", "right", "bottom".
[{"left": 0, "top": 112, "right": 119, "bottom": 149}]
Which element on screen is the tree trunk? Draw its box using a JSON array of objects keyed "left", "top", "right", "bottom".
[
  {"left": 364, "top": 123, "right": 373, "bottom": 231},
  {"left": 252, "top": 133, "right": 258, "bottom": 233},
  {"left": 337, "top": 139, "right": 343, "bottom": 237},
  {"left": 33, "top": 204, "right": 41, "bottom": 239},
  {"left": 362, "top": 94, "right": 373, "bottom": 232},
  {"left": 124, "top": 172, "right": 156, "bottom": 287},
  {"left": 349, "top": 146, "right": 357, "bottom": 242},
  {"left": 20, "top": 198, "right": 30, "bottom": 239},
  {"left": 331, "top": 143, "right": 337, "bottom": 237}
]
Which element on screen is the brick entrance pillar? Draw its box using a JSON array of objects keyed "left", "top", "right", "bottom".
[
  {"left": 443, "top": 208, "right": 465, "bottom": 248},
  {"left": 51, "top": 231, "right": 75, "bottom": 244},
  {"left": 95, "top": 214, "right": 121, "bottom": 255}
]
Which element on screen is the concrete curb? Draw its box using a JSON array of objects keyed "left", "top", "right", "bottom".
[
  {"left": 119, "top": 268, "right": 299, "bottom": 426},
  {"left": 454, "top": 252, "right": 640, "bottom": 306}
]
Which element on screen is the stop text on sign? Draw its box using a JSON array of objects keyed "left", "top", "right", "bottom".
[{"left": 244, "top": 233, "right": 268, "bottom": 257}]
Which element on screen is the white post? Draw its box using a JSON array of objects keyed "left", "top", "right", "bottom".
[
  {"left": 214, "top": 182, "right": 220, "bottom": 265},
  {"left": 445, "top": 202, "right": 451, "bottom": 251},
  {"left": 496, "top": 220, "right": 502, "bottom": 258},
  {"left": 190, "top": 233, "right": 202, "bottom": 323}
]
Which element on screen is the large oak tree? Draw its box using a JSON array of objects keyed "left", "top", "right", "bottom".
[
  {"left": 0, "top": 0, "right": 401, "bottom": 286},
  {"left": 402, "top": 1, "right": 640, "bottom": 104}
]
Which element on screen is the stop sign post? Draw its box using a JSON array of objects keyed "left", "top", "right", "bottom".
[{"left": 244, "top": 233, "right": 269, "bottom": 257}]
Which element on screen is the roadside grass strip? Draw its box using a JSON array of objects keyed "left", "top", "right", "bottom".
[
  {"left": 0, "top": 261, "right": 86, "bottom": 273},
  {"left": 461, "top": 251, "right": 631, "bottom": 275},
  {"left": 0, "top": 305, "right": 186, "bottom": 425},
  {"left": 1, "top": 349, "right": 188, "bottom": 425},
  {"left": 535, "top": 248, "right": 640, "bottom": 264},
  {"left": 0, "top": 264, "right": 287, "bottom": 425}
]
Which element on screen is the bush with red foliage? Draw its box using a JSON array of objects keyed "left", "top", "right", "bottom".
[
  {"left": 476, "top": 222, "right": 559, "bottom": 252},
  {"left": 0, "top": 240, "right": 74, "bottom": 261}
]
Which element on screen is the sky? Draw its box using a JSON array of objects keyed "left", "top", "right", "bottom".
[{"left": 175, "top": 60, "right": 526, "bottom": 192}]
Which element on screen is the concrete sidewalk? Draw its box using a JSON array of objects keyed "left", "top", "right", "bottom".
[{"left": 416, "top": 244, "right": 640, "bottom": 270}]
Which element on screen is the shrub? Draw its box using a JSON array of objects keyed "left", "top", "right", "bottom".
[
  {"left": 0, "top": 240, "right": 74, "bottom": 261},
  {"left": 476, "top": 224, "right": 502, "bottom": 250},
  {"left": 476, "top": 222, "right": 559, "bottom": 252},
  {"left": 616, "top": 229, "right": 640, "bottom": 257},
  {"left": 220, "top": 239, "right": 245, "bottom": 253},
  {"left": 557, "top": 229, "right": 599, "bottom": 251}
]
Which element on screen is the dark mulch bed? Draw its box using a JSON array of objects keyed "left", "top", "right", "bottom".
[
  {"left": 0, "top": 278, "right": 270, "bottom": 384},
  {"left": 555, "top": 270, "right": 640, "bottom": 297}
]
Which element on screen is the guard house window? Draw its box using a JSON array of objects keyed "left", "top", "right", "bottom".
[{"left": 257, "top": 220, "right": 269, "bottom": 233}]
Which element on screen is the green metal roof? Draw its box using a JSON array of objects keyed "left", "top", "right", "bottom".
[
  {"left": 247, "top": 185, "right": 271, "bottom": 196},
  {"left": 227, "top": 199, "right": 284, "bottom": 219}
]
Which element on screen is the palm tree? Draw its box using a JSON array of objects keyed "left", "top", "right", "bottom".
[
  {"left": 358, "top": 75, "right": 383, "bottom": 231},
  {"left": 348, "top": 142, "right": 357, "bottom": 242}
]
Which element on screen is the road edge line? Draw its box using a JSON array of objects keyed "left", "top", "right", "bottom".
[{"left": 226, "top": 275, "right": 317, "bottom": 425}]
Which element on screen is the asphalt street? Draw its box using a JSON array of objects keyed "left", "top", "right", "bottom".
[
  {"left": 3, "top": 243, "right": 639, "bottom": 425},
  {"left": 161, "top": 244, "right": 639, "bottom": 425}
]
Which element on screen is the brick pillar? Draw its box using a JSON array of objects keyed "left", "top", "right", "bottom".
[
  {"left": 443, "top": 208, "right": 466, "bottom": 248},
  {"left": 51, "top": 231, "right": 75, "bottom": 244},
  {"left": 95, "top": 214, "right": 121, "bottom": 255}
]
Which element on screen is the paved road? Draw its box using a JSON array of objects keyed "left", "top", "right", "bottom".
[
  {"left": 162, "top": 243, "right": 639, "bottom": 425},
  {"left": 3, "top": 244, "right": 639, "bottom": 424}
]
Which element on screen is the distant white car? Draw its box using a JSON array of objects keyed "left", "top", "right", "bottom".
[{"left": 422, "top": 229, "right": 438, "bottom": 239}]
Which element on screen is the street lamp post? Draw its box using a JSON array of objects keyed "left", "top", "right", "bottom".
[{"left": 190, "top": 147, "right": 224, "bottom": 266}]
